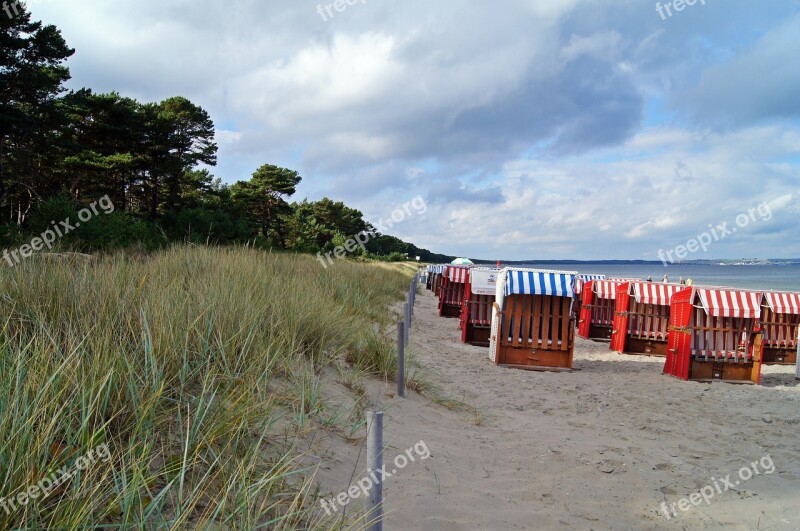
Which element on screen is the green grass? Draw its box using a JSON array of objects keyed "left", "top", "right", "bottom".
[{"left": 0, "top": 246, "right": 413, "bottom": 528}]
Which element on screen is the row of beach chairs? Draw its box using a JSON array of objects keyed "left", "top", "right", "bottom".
[{"left": 425, "top": 265, "right": 800, "bottom": 384}]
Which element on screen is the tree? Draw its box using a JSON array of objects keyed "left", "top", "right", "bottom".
[
  {"left": 230, "top": 165, "right": 301, "bottom": 247},
  {"left": 0, "top": 3, "right": 74, "bottom": 221},
  {"left": 56, "top": 90, "right": 142, "bottom": 208},
  {"left": 157, "top": 97, "right": 217, "bottom": 213},
  {"left": 286, "top": 200, "right": 333, "bottom": 252},
  {"left": 309, "top": 198, "right": 369, "bottom": 237}
]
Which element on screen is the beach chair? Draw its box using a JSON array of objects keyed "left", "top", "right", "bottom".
[
  {"left": 664, "top": 287, "right": 763, "bottom": 384},
  {"left": 489, "top": 268, "right": 578, "bottom": 370},
  {"left": 572, "top": 274, "right": 605, "bottom": 328},
  {"left": 460, "top": 267, "right": 499, "bottom": 346},
  {"left": 611, "top": 282, "right": 683, "bottom": 356},
  {"left": 578, "top": 279, "right": 639, "bottom": 340},
  {"left": 438, "top": 265, "right": 469, "bottom": 318},
  {"left": 796, "top": 329, "right": 800, "bottom": 380},
  {"left": 429, "top": 265, "right": 445, "bottom": 295},
  {"left": 760, "top": 291, "right": 800, "bottom": 365}
]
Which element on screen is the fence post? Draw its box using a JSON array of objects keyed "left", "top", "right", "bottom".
[
  {"left": 404, "top": 302, "right": 410, "bottom": 346},
  {"left": 397, "top": 321, "right": 405, "bottom": 397},
  {"left": 366, "top": 411, "right": 384, "bottom": 531}
]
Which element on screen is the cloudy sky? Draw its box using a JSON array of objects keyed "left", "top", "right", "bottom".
[{"left": 27, "top": 0, "right": 800, "bottom": 260}]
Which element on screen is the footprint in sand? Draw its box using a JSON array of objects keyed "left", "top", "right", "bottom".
[{"left": 596, "top": 459, "right": 626, "bottom": 474}]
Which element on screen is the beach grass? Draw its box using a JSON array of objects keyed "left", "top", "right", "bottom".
[{"left": 0, "top": 246, "right": 414, "bottom": 528}]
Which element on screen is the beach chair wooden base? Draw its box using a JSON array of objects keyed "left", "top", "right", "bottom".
[
  {"left": 587, "top": 324, "right": 612, "bottom": 341},
  {"left": 439, "top": 303, "right": 461, "bottom": 318},
  {"left": 622, "top": 337, "right": 668, "bottom": 356},
  {"left": 495, "top": 348, "right": 574, "bottom": 369},
  {"left": 464, "top": 325, "right": 491, "bottom": 347},
  {"left": 498, "top": 364, "right": 573, "bottom": 373},
  {"left": 496, "top": 294, "right": 575, "bottom": 370},
  {"left": 688, "top": 378, "right": 756, "bottom": 385},
  {"left": 761, "top": 347, "right": 797, "bottom": 365},
  {"left": 685, "top": 359, "right": 761, "bottom": 384}
]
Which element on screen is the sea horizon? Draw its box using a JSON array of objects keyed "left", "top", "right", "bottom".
[{"left": 499, "top": 262, "right": 800, "bottom": 292}]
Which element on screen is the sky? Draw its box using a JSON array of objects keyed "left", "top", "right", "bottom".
[{"left": 25, "top": 0, "right": 800, "bottom": 261}]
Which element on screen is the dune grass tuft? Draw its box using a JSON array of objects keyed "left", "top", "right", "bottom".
[{"left": 0, "top": 246, "right": 412, "bottom": 528}]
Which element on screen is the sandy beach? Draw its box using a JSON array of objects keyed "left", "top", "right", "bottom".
[{"left": 312, "top": 287, "right": 800, "bottom": 530}]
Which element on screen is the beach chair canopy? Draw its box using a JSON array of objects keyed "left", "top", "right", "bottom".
[
  {"left": 446, "top": 265, "right": 469, "bottom": 283},
  {"left": 695, "top": 288, "right": 762, "bottom": 319},
  {"left": 592, "top": 278, "right": 641, "bottom": 300},
  {"left": 470, "top": 268, "right": 500, "bottom": 296},
  {"left": 593, "top": 280, "right": 621, "bottom": 300},
  {"left": 632, "top": 282, "right": 684, "bottom": 306},
  {"left": 574, "top": 274, "right": 606, "bottom": 295},
  {"left": 504, "top": 269, "right": 577, "bottom": 298},
  {"left": 763, "top": 292, "right": 800, "bottom": 315}
]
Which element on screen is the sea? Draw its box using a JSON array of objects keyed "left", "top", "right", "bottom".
[{"left": 512, "top": 263, "right": 800, "bottom": 292}]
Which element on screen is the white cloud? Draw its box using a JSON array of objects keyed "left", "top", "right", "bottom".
[
  {"left": 405, "top": 125, "right": 800, "bottom": 259},
  {"left": 232, "top": 33, "right": 401, "bottom": 127}
]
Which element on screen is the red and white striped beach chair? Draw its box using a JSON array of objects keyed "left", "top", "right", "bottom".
[
  {"left": 578, "top": 278, "right": 639, "bottom": 340},
  {"left": 611, "top": 282, "right": 683, "bottom": 356},
  {"left": 760, "top": 291, "right": 800, "bottom": 365},
  {"left": 438, "top": 265, "right": 469, "bottom": 318},
  {"left": 572, "top": 274, "right": 605, "bottom": 327},
  {"left": 665, "top": 287, "right": 763, "bottom": 384},
  {"left": 460, "top": 268, "right": 499, "bottom": 346}
]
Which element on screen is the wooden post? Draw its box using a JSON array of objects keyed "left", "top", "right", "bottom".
[
  {"left": 366, "top": 411, "right": 384, "bottom": 530},
  {"left": 404, "top": 302, "right": 410, "bottom": 346},
  {"left": 397, "top": 321, "right": 405, "bottom": 397}
]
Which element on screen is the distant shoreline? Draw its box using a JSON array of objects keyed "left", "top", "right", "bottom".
[
  {"left": 470, "top": 260, "right": 800, "bottom": 266},
  {"left": 432, "top": 260, "right": 800, "bottom": 292}
]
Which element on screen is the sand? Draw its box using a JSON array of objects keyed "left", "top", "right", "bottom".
[{"left": 312, "top": 288, "right": 800, "bottom": 530}]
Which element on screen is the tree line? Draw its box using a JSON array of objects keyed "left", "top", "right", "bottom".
[{"left": 0, "top": 6, "right": 453, "bottom": 263}]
